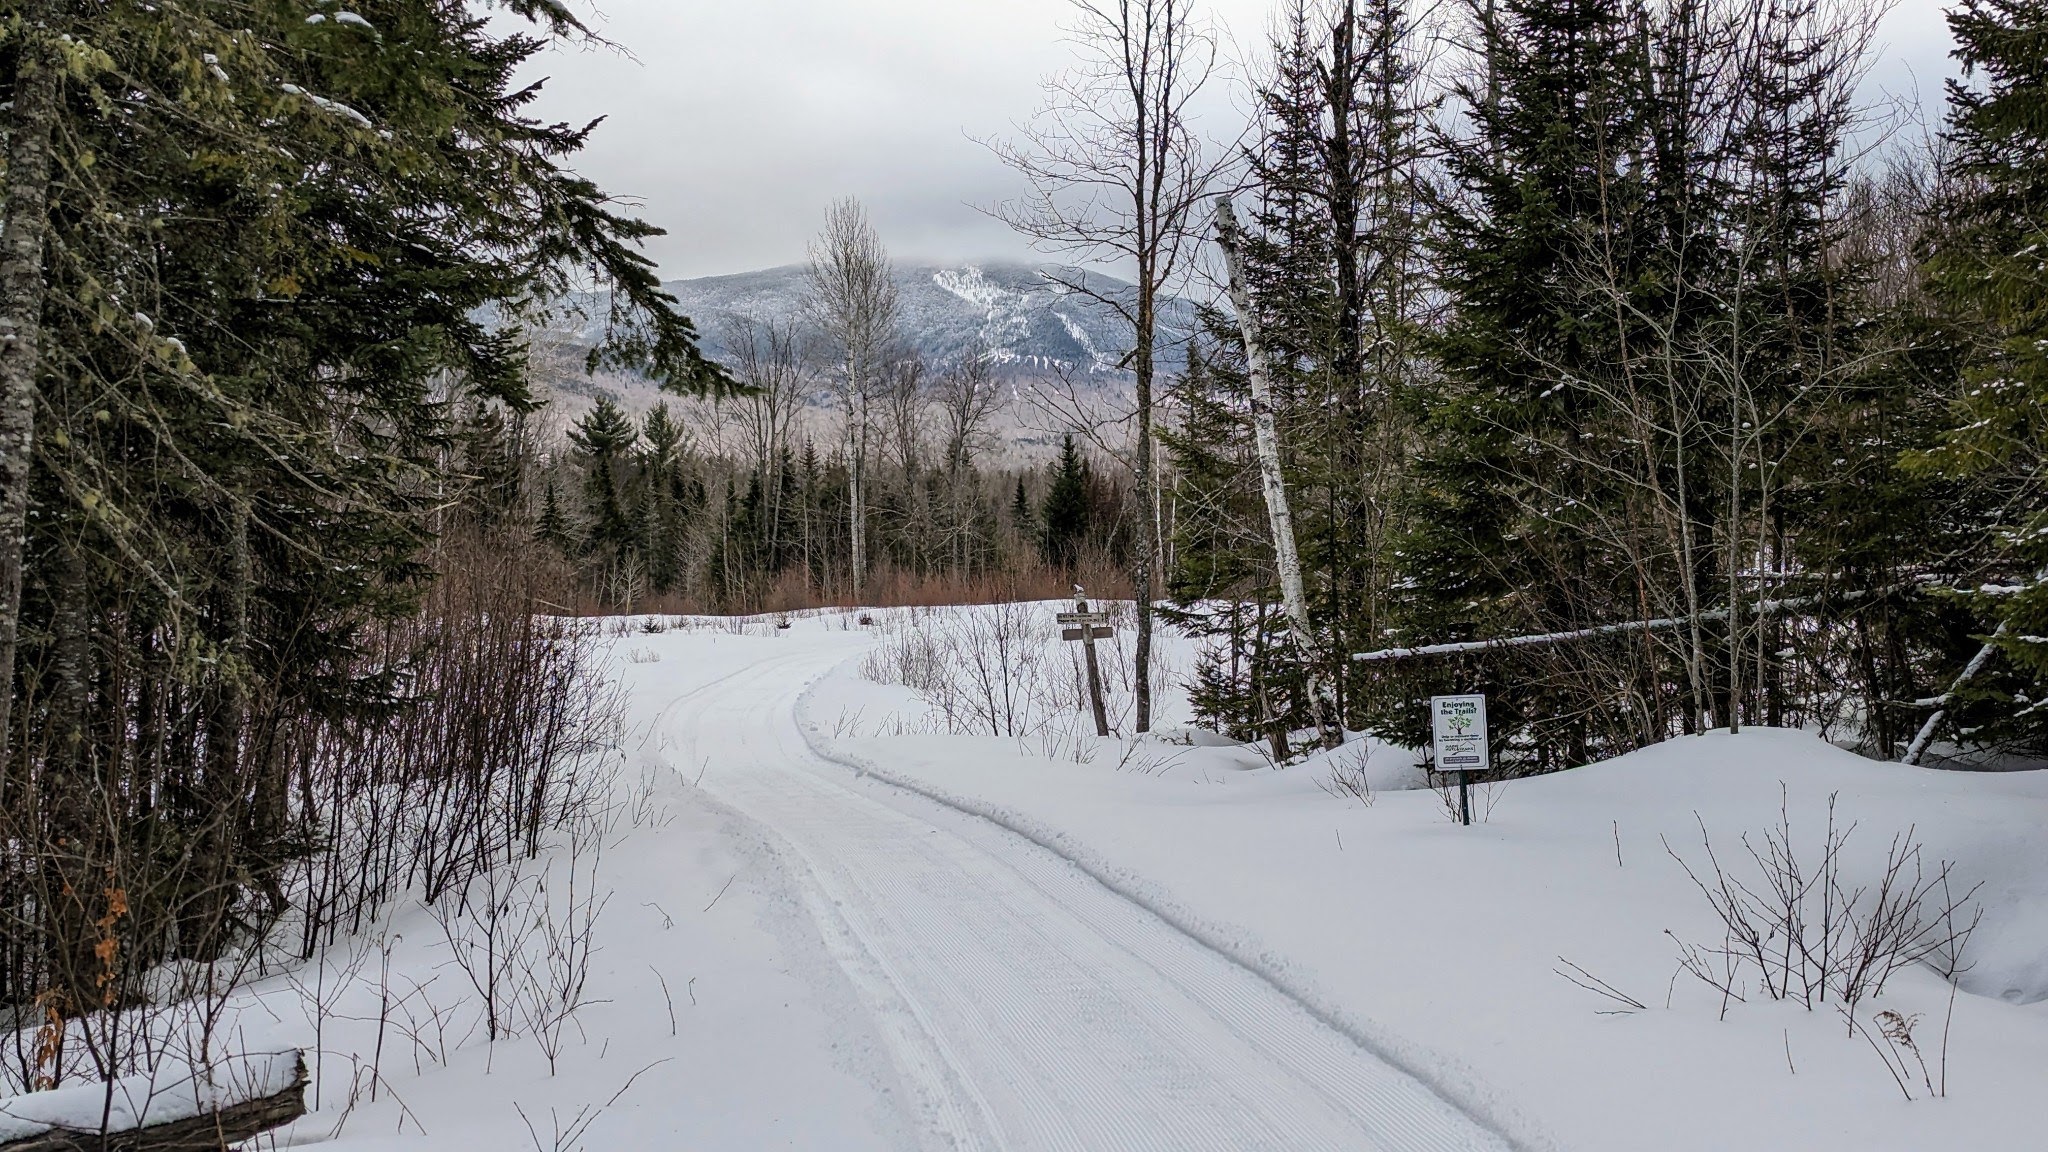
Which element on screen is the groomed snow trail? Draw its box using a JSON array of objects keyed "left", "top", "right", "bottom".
[{"left": 646, "top": 644, "right": 1512, "bottom": 1152}]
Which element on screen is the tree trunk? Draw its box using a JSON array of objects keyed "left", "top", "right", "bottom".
[
  {"left": 0, "top": 6, "right": 63, "bottom": 767},
  {"left": 847, "top": 371, "right": 867, "bottom": 599},
  {"left": 43, "top": 545, "right": 96, "bottom": 1014},
  {"left": 0, "top": 1054, "right": 309, "bottom": 1152},
  {"left": 1903, "top": 622, "right": 2010, "bottom": 766},
  {"left": 1133, "top": 274, "right": 1155, "bottom": 735},
  {"left": 1214, "top": 199, "right": 1343, "bottom": 750}
]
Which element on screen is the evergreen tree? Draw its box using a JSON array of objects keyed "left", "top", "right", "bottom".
[
  {"left": 537, "top": 479, "right": 575, "bottom": 553},
  {"left": 460, "top": 403, "right": 523, "bottom": 526},
  {"left": 1168, "top": 1, "right": 1430, "bottom": 740},
  {"left": 1396, "top": 0, "right": 1668, "bottom": 763},
  {"left": 1164, "top": 336, "right": 1265, "bottom": 604},
  {"left": 1040, "top": 434, "right": 1093, "bottom": 569},
  {"left": 1011, "top": 476, "right": 1035, "bottom": 540},
  {"left": 0, "top": 0, "right": 730, "bottom": 1012},
  {"left": 639, "top": 401, "right": 692, "bottom": 593},
  {"left": 1916, "top": 0, "right": 2048, "bottom": 751},
  {"left": 569, "top": 398, "right": 638, "bottom": 563}
]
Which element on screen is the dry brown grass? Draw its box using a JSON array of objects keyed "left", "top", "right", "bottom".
[{"left": 559, "top": 553, "right": 1136, "bottom": 617}]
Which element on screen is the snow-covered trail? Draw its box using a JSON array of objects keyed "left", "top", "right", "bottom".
[{"left": 637, "top": 642, "right": 1511, "bottom": 1152}]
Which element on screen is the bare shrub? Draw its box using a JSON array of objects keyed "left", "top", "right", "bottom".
[
  {"left": 1113, "top": 738, "right": 1191, "bottom": 776},
  {"left": 514, "top": 1059, "right": 669, "bottom": 1152},
  {"left": 285, "top": 531, "right": 623, "bottom": 965},
  {"left": 430, "top": 864, "right": 536, "bottom": 1047},
  {"left": 860, "top": 604, "right": 1057, "bottom": 737},
  {"left": 948, "top": 603, "right": 1055, "bottom": 736},
  {"left": 1664, "top": 791, "right": 1982, "bottom": 1019},
  {"left": 514, "top": 836, "right": 610, "bottom": 1075},
  {"left": 859, "top": 626, "right": 949, "bottom": 698},
  {"left": 1318, "top": 744, "right": 1378, "bottom": 806},
  {"left": 1554, "top": 957, "right": 1648, "bottom": 1014}
]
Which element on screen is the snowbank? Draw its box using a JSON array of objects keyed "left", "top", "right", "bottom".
[
  {"left": 0, "top": 1051, "right": 301, "bottom": 1144},
  {"left": 803, "top": 638, "right": 2048, "bottom": 1152}
]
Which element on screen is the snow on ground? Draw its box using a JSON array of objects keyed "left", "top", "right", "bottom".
[
  {"left": 794, "top": 602, "right": 2048, "bottom": 1152},
  {"left": 628, "top": 627, "right": 1511, "bottom": 1150},
  {"left": 253, "top": 705, "right": 921, "bottom": 1151},
  {"left": 16, "top": 603, "right": 2039, "bottom": 1151},
  {"left": 44, "top": 622, "right": 924, "bottom": 1151}
]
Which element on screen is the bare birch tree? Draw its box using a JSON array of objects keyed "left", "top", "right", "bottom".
[
  {"left": 723, "top": 312, "right": 810, "bottom": 575},
  {"left": 804, "top": 198, "right": 899, "bottom": 598},
  {"left": 1213, "top": 197, "right": 1344, "bottom": 748},
  {"left": 991, "top": 0, "right": 1223, "bottom": 731}
]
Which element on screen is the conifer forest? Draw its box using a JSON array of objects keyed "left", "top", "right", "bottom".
[{"left": 0, "top": 0, "right": 2045, "bottom": 1143}]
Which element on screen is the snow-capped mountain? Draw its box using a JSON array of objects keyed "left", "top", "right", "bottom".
[{"left": 662, "top": 260, "right": 1196, "bottom": 379}]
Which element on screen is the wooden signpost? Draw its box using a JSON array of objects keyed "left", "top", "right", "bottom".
[
  {"left": 1058, "top": 586, "right": 1113, "bottom": 737},
  {"left": 1429, "top": 694, "right": 1489, "bottom": 827}
]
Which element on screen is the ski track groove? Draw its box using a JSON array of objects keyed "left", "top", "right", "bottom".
[{"left": 645, "top": 645, "right": 1514, "bottom": 1152}]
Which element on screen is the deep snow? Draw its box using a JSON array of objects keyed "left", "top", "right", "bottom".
[
  {"left": 804, "top": 604, "right": 2048, "bottom": 1152},
  {"left": 10, "top": 603, "right": 2040, "bottom": 1152}
]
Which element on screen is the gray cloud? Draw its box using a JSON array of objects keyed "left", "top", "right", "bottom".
[{"left": 519, "top": 1, "right": 1959, "bottom": 280}]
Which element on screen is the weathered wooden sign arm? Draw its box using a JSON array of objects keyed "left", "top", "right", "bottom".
[{"left": 1058, "top": 586, "right": 1113, "bottom": 737}]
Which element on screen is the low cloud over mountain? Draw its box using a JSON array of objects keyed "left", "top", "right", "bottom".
[{"left": 665, "top": 260, "right": 1195, "bottom": 379}]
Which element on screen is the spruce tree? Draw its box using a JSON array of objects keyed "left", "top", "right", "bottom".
[
  {"left": 570, "top": 398, "right": 638, "bottom": 563},
  {"left": 639, "top": 402, "right": 692, "bottom": 593},
  {"left": 460, "top": 403, "right": 523, "bottom": 526},
  {"left": 1011, "top": 476, "right": 1034, "bottom": 540},
  {"left": 1917, "top": 0, "right": 2048, "bottom": 750},
  {"left": 1040, "top": 434, "right": 1093, "bottom": 570},
  {"left": 537, "top": 479, "right": 575, "bottom": 553},
  {"left": 1402, "top": 0, "right": 1661, "bottom": 762}
]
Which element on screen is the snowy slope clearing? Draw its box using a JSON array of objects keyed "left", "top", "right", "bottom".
[
  {"left": 81, "top": 605, "right": 2036, "bottom": 1151},
  {"left": 793, "top": 605, "right": 2048, "bottom": 1152}
]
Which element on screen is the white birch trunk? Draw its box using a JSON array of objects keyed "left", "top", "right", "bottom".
[
  {"left": 1903, "top": 622, "right": 2009, "bottom": 766},
  {"left": 1214, "top": 198, "right": 1342, "bottom": 750},
  {"left": 848, "top": 367, "right": 869, "bottom": 599}
]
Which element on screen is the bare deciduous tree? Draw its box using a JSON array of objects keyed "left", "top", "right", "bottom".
[
  {"left": 991, "top": 0, "right": 1225, "bottom": 732},
  {"left": 935, "top": 347, "right": 1006, "bottom": 572},
  {"left": 804, "top": 198, "right": 899, "bottom": 598},
  {"left": 722, "top": 311, "right": 810, "bottom": 572},
  {"left": 936, "top": 345, "right": 1004, "bottom": 479},
  {"left": 882, "top": 353, "right": 929, "bottom": 486},
  {"left": 723, "top": 312, "right": 808, "bottom": 479}
]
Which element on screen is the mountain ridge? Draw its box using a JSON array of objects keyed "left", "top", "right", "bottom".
[{"left": 659, "top": 259, "right": 1196, "bottom": 379}]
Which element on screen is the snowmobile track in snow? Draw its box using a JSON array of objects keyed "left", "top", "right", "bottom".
[{"left": 645, "top": 646, "right": 1513, "bottom": 1152}]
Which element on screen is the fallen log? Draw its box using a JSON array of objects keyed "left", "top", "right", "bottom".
[{"left": 0, "top": 1053, "right": 306, "bottom": 1152}]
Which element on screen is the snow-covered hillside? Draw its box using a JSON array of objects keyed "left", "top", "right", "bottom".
[
  {"left": 798, "top": 605, "right": 2048, "bottom": 1151},
  {"left": 658, "top": 261, "right": 1195, "bottom": 379}
]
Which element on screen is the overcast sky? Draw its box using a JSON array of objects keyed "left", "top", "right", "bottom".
[{"left": 518, "top": 1, "right": 1961, "bottom": 282}]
